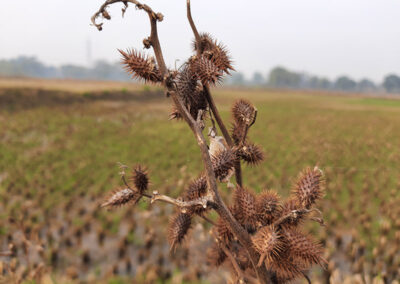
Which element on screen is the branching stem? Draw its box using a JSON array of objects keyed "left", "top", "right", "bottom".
[{"left": 92, "top": 1, "right": 273, "bottom": 283}]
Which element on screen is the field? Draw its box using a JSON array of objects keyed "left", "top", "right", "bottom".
[{"left": 0, "top": 77, "right": 399, "bottom": 283}]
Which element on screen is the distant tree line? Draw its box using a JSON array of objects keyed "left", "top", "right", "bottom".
[
  {"left": 0, "top": 56, "right": 131, "bottom": 81},
  {"left": 225, "top": 66, "right": 400, "bottom": 94},
  {"left": 1, "top": 57, "right": 399, "bottom": 94}
]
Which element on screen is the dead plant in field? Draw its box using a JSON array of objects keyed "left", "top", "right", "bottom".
[{"left": 92, "top": 1, "right": 327, "bottom": 283}]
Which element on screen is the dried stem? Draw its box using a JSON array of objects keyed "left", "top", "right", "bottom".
[
  {"left": 91, "top": 0, "right": 167, "bottom": 75},
  {"left": 186, "top": 0, "right": 200, "bottom": 46},
  {"left": 137, "top": 190, "right": 215, "bottom": 211},
  {"left": 186, "top": 0, "right": 244, "bottom": 187},
  {"left": 150, "top": 190, "right": 213, "bottom": 210},
  {"left": 93, "top": 1, "right": 273, "bottom": 282}
]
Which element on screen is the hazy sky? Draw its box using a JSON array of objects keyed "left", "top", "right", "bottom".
[{"left": 1, "top": 0, "right": 399, "bottom": 82}]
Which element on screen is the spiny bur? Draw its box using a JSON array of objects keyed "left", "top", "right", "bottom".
[
  {"left": 207, "top": 242, "right": 227, "bottom": 267},
  {"left": 282, "top": 228, "right": 326, "bottom": 268},
  {"left": 119, "top": 48, "right": 162, "bottom": 84},
  {"left": 233, "top": 186, "right": 257, "bottom": 230},
  {"left": 190, "top": 56, "right": 223, "bottom": 85},
  {"left": 232, "top": 99, "right": 257, "bottom": 126},
  {"left": 183, "top": 175, "right": 209, "bottom": 214},
  {"left": 256, "top": 190, "right": 281, "bottom": 225},
  {"left": 131, "top": 165, "right": 149, "bottom": 194},
  {"left": 211, "top": 149, "right": 235, "bottom": 181},
  {"left": 252, "top": 225, "right": 284, "bottom": 265},
  {"left": 292, "top": 167, "right": 324, "bottom": 209},
  {"left": 236, "top": 142, "right": 264, "bottom": 166},
  {"left": 167, "top": 212, "right": 192, "bottom": 251},
  {"left": 101, "top": 188, "right": 140, "bottom": 209},
  {"left": 193, "top": 33, "right": 234, "bottom": 74}
]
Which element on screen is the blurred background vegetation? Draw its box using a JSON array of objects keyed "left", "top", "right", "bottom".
[
  {"left": 0, "top": 78, "right": 399, "bottom": 283},
  {"left": 1, "top": 56, "right": 400, "bottom": 94}
]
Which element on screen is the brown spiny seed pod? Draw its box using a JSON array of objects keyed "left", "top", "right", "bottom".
[
  {"left": 216, "top": 217, "right": 234, "bottom": 244},
  {"left": 101, "top": 188, "right": 140, "bottom": 208},
  {"left": 176, "top": 66, "right": 198, "bottom": 103},
  {"left": 232, "top": 99, "right": 257, "bottom": 126},
  {"left": 211, "top": 149, "right": 235, "bottom": 181},
  {"left": 131, "top": 165, "right": 149, "bottom": 194},
  {"left": 176, "top": 66, "right": 208, "bottom": 119},
  {"left": 256, "top": 190, "right": 281, "bottom": 225},
  {"left": 119, "top": 48, "right": 162, "bottom": 83},
  {"left": 252, "top": 225, "right": 284, "bottom": 263},
  {"left": 187, "top": 88, "right": 208, "bottom": 120},
  {"left": 267, "top": 255, "right": 302, "bottom": 282},
  {"left": 190, "top": 56, "right": 223, "bottom": 85},
  {"left": 279, "top": 198, "right": 308, "bottom": 228},
  {"left": 233, "top": 186, "right": 257, "bottom": 229},
  {"left": 292, "top": 167, "right": 324, "bottom": 209},
  {"left": 283, "top": 228, "right": 326, "bottom": 268},
  {"left": 193, "top": 33, "right": 215, "bottom": 54},
  {"left": 204, "top": 44, "right": 234, "bottom": 74},
  {"left": 168, "top": 212, "right": 192, "bottom": 251},
  {"left": 207, "top": 242, "right": 227, "bottom": 267},
  {"left": 184, "top": 175, "right": 208, "bottom": 201},
  {"left": 237, "top": 142, "right": 264, "bottom": 166},
  {"left": 184, "top": 175, "right": 208, "bottom": 215},
  {"left": 192, "top": 33, "right": 234, "bottom": 74}
]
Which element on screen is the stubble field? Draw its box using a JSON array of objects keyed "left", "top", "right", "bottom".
[{"left": 0, "top": 78, "right": 399, "bottom": 283}]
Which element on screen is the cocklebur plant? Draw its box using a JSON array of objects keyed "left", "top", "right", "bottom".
[{"left": 93, "top": 1, "right": 326, "bottom": 283}]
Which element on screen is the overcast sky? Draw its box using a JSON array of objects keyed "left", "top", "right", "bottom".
[{"left": 1, "top": 0, "right": 399, "bottom": 82}]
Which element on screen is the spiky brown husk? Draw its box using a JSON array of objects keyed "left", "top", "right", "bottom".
[
  {"left": 205, "top": 43, "right": 234, "bottom": 75},
  {"left": 216, "top": 217, "right": 234, "bottom": 245},
  {"left": 193, "top": 33, "right": 234, "bottom": 74},
  {"left": 252, "top": 225, "right": 284, "bottom": 263},
  {"left": 184, "top": 175, "right": 208, "bottom": 215},
  {"left": 280, "top": 198, "right": 308, "bottom": 228},
  {"left": 184, "top": 176, "right": 207, "bottom": 200},
  {"left": 190, "top": 56, "right": 223, "bottom": 85},
  {"left": 237, "top": 142, "right": 264, "bottom": 166},
  {"left": 233, "top": 186, "right": 257, "bottom": 230},
  {"left": 256, "top": 190, "right": 281, "bottom": 225},
  {"left": 266, "top": 255, "right": 302, "bottom": 282},
  {"left": 207, "top": 241, "right": 227, "bottom": 267},
  {"left": 193, "top": 33, "right": 215, "bottom": 54},
  {"left": 101, "top": 188, "right": 140, "bottom": 208},
  {"left": 176, "top": 66, "right": 208, "bottom": 119},
  {"left": 190, "top": 88, "right": 208, "bottom": 119},
  {"left": 232, "top": 99, "right": 256, "bottom": 126},
  {"left": 211, "top": 149, "right": 235, "bottom": 181},
  {"left": 119, "top": 49, "right": 162, "bottom": 83},
  {"left": 293, "top": 167, "right": 324, "bottom": 209},
  {"left": 131, "top": 165, "right": 149, "bottom": 194},
  {"left": 168, "top": 212, "right": 192, "bottom": 251},
  {"left": 176, "top": 66, "right": 198, "bottom": 102},
  {"left": 283, "top": 228, "right": 326, "bottom": 268}
]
